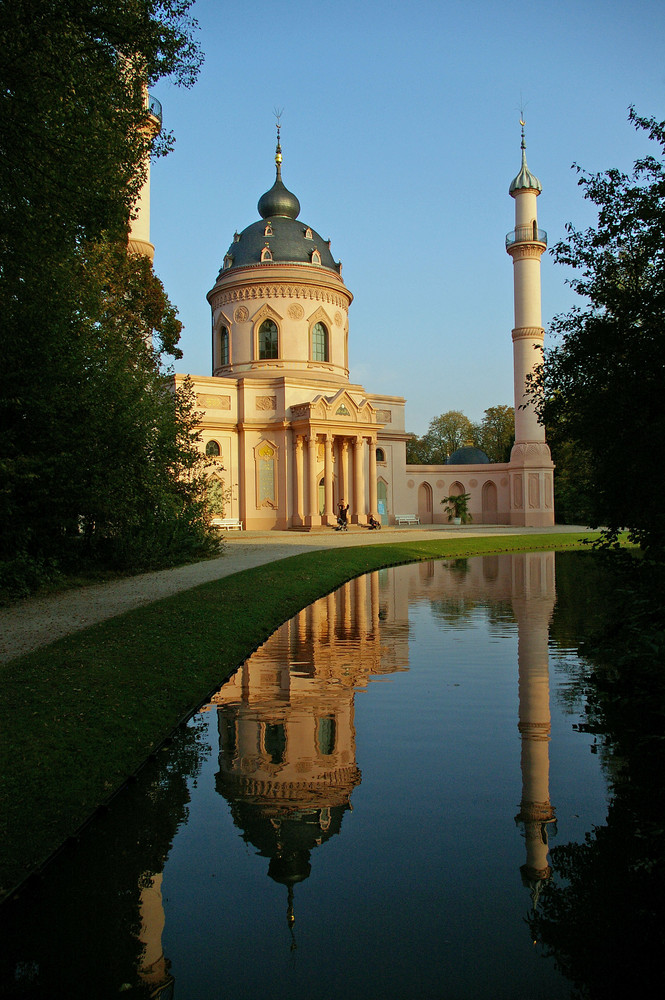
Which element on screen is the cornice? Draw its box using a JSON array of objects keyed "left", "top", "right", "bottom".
[
  {"left": 512, "top": 326, "right": 545, "bottom": 341},
  {"left": 506, "top": 243, "right": 546, "bottom": 261},
  {"left": 208, "top": 262, "right": 352, "bottom": 309}
]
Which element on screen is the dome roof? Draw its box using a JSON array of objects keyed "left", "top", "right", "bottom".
[
  {"left": 509, "top": 123, "right": 542, "bottom": 196},
  {"left": 446, "top": 445, "right": 490, "bottom": 465},
  {"left": 218, "top": 128, "right": 342, "bottom": 277},
  {"left": 220, "top": 215, "right": 341, "bottom": 274}
]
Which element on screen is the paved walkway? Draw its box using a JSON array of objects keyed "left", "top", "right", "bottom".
[{"left": 0, "top": 524, "right": 592, "bottom": 663}]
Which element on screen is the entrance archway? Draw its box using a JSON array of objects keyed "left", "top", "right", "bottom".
[
  {"left": 482, "top": 481, "right": 498, "bottom": 524},
  {"left": 417, "top": 482, "right": 433, "bottom": 524},
  {"left": 377, "top": 479, "right": 388, "bottom": 525}
]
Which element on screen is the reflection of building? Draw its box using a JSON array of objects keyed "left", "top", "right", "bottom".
[
  {"left": 208, "top": 553, "right": 558, "bottom": 927},
  {"left": 131, "top": 552, "right": 558, "bottom": 969},
  {"left": 209, "top": 571, "right": 409, "bottom": 932}
]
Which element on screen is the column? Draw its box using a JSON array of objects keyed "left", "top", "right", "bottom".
[
  {"left": 352, "top": 436, "right": 366, "bottom": 524},
  {"left": 340, "top": 439, "right": 349, "bottom": 510},
  {"left": 294, "top": 435, "right": 304, "bottom": 526},
  {"left": 368, "top": 437, "right": 378, "bottom": 518},
  {"left": 307, "top": 434, "right": 318, "bottom": 526},
  {"left": 324, "top": 433, "right": 335, "bottom": 525}
]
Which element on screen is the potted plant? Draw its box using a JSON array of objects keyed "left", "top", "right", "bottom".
[{"left": 441, "top": 492, "right": 473, "bottom": 524}]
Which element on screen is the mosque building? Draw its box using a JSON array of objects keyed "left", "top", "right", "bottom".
[{"left": 137, "top": 113, "right": 554, "bottom": 529}]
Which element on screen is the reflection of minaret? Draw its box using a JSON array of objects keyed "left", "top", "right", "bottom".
[
  {"left": 137, "top": 872, "right": 174, "bottom": 995},
  {"left": 512, "top": 552, "right": 557, "bottom": 907},
  {"left": 209, "top": 571, "right": 408, "bottom": 939}
]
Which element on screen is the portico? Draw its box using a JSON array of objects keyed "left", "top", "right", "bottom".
[{"left": 290, "top": 394, "right": 381, "bottom": 525}]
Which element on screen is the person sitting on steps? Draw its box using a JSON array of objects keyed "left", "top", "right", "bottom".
[{"left": 367, "top": 513, "right": 381, "bottom": 530}]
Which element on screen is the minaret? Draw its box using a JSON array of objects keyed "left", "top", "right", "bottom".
[
  {"left": 506, "top": 122, "right": 554, "bottom": 527},
  {"left": 127, "top": 92, "right": 162, "bottom": 261}
]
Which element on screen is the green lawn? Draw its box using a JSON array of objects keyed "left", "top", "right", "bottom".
[{"left": 0, "top": 532, "right": 602, "bottom": 898}]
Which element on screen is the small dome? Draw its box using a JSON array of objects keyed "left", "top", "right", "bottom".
[
  {"left": 509, "top": 124, "right": 542, "bottom": 196},
  {"left": 446, "top": 446, "right": 490, "bottom": 465},
  {"left": 258, "top": 177, "right": 301, "bottom": 220}
]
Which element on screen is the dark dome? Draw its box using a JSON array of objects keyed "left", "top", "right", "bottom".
[
  {"left": 220, "top": 215, "right": 341, "bottom": 274},
  {"left": 258, "top": 177, "right": 300, "bottom": 220},
  {"left": 446, "top": 446, "right": 491, "bottom": 465},
  {"left": 217, "top": 132, "right": 343, "bottom": 279}
]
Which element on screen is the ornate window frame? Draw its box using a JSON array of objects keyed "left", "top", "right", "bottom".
[
  {"left": 254, "top": 439, "right": 279, "bottom": 509},
  {"left": 213, "top": 309, "right": 232, "bottom": 370},
  {"left": 252, "top": 305, "right": 282, "bottom": 361},
  {"left": 307, "top": 306, "right": 333, "bottom": 364}
]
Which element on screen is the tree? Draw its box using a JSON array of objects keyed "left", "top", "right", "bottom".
[
  {"left": 0, "top": 3, "right": 206, "bottom": 589},
  {"left": 529, "top": 109, "right": 665, "bottom": 557},
  {"left": 406, "top": 410, "right": 474, "bottom": 464},
  {"left": 474, "top": 404, "right": 514, "bottom": 463}
]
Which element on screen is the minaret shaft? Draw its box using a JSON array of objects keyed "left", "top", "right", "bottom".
[{"left": 506, "top": 123, "right": 554, "bottom": 526}]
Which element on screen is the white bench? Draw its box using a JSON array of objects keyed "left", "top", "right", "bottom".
[
  {"left": 394, "top": 514, "right": 420, "bottom": 526},
  {"left": 211, "top": 517, "right": 243, "bottom": 531}
]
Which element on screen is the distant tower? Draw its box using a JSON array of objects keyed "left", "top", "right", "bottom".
[
  {"left": 127, "top": 92, "right": 162, "bottom": 261},
  {"left": 506, "top": 122, "right": 554, "bottom": 526}
]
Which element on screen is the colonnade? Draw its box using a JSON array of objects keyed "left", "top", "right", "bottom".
[{"left": 292, "top": 430, "right": 378, "bottom": 526}]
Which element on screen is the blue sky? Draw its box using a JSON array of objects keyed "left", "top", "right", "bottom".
[{"left": 150, "top": 0, "right": 665, "bottom": 435}]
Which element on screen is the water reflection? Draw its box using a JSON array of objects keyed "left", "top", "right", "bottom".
[
  {"left": 1, "top": 553, "right": 609, "bottom": 1000},
  {"left": 210, "top": 573, "right": 408, "bottom": 940}
]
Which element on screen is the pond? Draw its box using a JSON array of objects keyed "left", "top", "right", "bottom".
[{"left": 1, "top": 552, "right": 616, "bottom": 999}]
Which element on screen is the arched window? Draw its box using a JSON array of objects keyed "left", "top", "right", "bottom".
[
  {"left": 312, "top": 321, "right": 329, "bottom": 362},
  {"left": 376, "top": 447, "right": 385, "bottom": 463},
  {"left": 260, "top": 245, "right": 272, "bottom": 262},
  {"left": 205, "top": 440, "right": 221, "bottom": 457},
  {"left": 258, "top": 319, "right": 278, "bottom": 359},
  {"left": 219, "top": 325, "right": 229, "bottom": 366}
]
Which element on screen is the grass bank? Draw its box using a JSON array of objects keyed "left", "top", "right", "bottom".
[{"left": 0, "top": 532, "right": 600, "bottom": 898}]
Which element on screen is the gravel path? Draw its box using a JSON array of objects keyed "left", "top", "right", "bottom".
[{"left": 0, "top": 525, "right": 589, "bottom": 663}]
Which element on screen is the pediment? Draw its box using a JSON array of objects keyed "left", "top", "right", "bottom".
[{"left": 289, "top": 389, "right": 379, "bottom": 424}]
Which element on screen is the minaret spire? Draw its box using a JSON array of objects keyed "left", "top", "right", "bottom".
[
  {"left": 274, "top": 107, "right": 283, "bottom": 180},
  {"left": 257, "top": 110, "right": 300, "bottom": 220}
]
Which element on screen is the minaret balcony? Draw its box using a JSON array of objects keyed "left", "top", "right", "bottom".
[
  {"left": 147, "top": 94, "right": 163, "bottom": 127},
  {"left": 506, "top": 225, "right": 547, "bottom": 249}
]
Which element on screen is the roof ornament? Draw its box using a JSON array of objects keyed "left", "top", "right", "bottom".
[
  {"left": 274, "top": 106, "right": 284, "bottom": 177},
  {"left": 509, "top": 111, "right": 542, "bottom": 197},
  {"left": 257, "top": 109, "right": 301, "bottom": 220}
]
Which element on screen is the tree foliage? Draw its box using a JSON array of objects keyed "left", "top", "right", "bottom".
[
  {"left": 406, "top": 410, "right": 474, "bottom": 464},
  {"left": 0, "top": 3, "right": 210, "bottom": 592},
  {"left": 473, "top": 404, "right": 514, "bottom": 463},
  {"left": 406, "top": 405, "right": 513, "bottom": 464},
  {"left": 529, "top": 109, "right": 665, "bottom": 556}
]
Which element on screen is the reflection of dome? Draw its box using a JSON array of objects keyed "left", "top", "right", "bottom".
[
  {"left": 446, "top": 445, "right": 490, "bottom": 464},
  {"left": 223, "top": 800, "right": 347, "bottom": 893}
]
